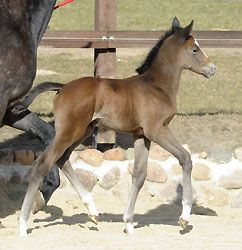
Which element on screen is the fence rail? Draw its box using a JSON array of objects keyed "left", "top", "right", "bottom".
[{"left": 41, "top": 30, "right": 242, "bottom": 48}]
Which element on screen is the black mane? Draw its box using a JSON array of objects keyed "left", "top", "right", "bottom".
[{"left": 136, "top": 27, "right": 179, "bottom": 75}]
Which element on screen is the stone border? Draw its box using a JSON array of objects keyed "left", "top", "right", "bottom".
[{"left": 1, "top": 145, "right": 242, "bottom": 208}]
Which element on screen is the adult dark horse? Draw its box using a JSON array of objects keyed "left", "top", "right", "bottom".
[
  {"left": 0, "top": 0, "right": 60, "bottom": 227},
  {"left": 19, "top": 17, "right": 216, "bottom": 236}
]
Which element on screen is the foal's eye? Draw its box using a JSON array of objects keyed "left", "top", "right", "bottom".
[{"left": 192, "top": 47, "right": 199, "bottom": 54}]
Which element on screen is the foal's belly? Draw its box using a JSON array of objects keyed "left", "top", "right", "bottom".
[{"left": 92, "top": 111, "right": 141, "bottom": 134}]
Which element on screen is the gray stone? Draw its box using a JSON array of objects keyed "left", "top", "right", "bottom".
[
  {"left": 208, "top": 148, "right": 232, "bottom": 164},
  {"left": 8, "top": 191, "right": 25, "bottom": 202},
  {"left": 218, "top": 170, "right": 242, "bottom": 189},
  {"left": 149, "top": 143, "right": 172, "bottom": 161},
  {"left": 75, "top": 168, "right": 98, "bottom": 192},
  {"left": 79, "top": 149, "right": 103, "bottom": 167},
  {"left": 10, "top": 171, "right": 21, "bottom": 184},
  {"left": 192, "top": 163, "right": 211, "bottom": 181},
  {"left": 103, "top": 147, "right": 125, "bottom": 161},
  {"left": 125, "top": 148, "right": 134, "bottom": 160},
  {"left": 99, "top": 166, "right": 120, "bottom": 190},
  {"left": 231, "top": 190, "right": 242, "bottom": 208},
  {"left": 0, "top": 148, "right": 14, "bottom": 165},
  {"left": 128, "top": 161, "right": 167, "bottom": 183},
  {"left": 200, "top": 183, "right": 229, "bottom": 207},
  {"left": 157, "top": 180, "right": 183, "bottom": 204},
  {"left": 234, "top": 147, "right": 242, "bottom": 162}
]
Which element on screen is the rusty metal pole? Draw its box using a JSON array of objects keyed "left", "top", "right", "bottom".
[{"left": 94, "top": 0, "right": 116, "bottom": 145}]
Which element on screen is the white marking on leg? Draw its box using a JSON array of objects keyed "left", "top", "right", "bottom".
[
  {"left": 125, "top": 222, "right": 135, "bottom": 234},
  {"left": 83, "top": 193, "right": 98, "bottom": 216},
  {"left": 181, "top": 200, "right": 192, "bottom": 222},
  {"left": 18, "top": 217, "right": 27, "bottom": 237}
]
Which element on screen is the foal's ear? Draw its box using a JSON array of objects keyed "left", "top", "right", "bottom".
[
  {"left": 172, "top": 17, "right": 180, "bottom": 30},
  {"left": 180, "top": 20, "right": 194, "bottom": 42}
]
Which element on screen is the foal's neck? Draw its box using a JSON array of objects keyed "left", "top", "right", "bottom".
[{"left": 146, "top": 51, "right": 183, "bottom": 96}]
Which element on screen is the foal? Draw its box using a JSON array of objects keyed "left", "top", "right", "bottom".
[{"left": 19, "top": 17, "right": 216, "bottom": 236}]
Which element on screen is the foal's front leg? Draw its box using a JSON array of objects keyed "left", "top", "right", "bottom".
[
  {"left": 146, "top": 126, "right": 193, "bottom": 229},
  {"left": 123, "top": 135, "right": 150, "bottom": 234}
]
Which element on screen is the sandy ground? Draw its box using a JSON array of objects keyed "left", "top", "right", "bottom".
[{"left": 1, "top": 183, "right": 242, "bottom": 250}]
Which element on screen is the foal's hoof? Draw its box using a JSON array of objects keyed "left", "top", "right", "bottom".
[
  {"left": 88, "top": 214, "right": 98, "bottom": 225},
  {"left": 179, "top": 217, "right": 189, "bottom": 230}
]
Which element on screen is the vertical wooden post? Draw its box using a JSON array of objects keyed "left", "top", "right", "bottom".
[{"left": 94, "top": 0, "right": 116, "bottom": 144}]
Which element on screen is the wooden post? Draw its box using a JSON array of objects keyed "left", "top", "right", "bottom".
[{"left": 94, "top": 0, "right": 116, "bottom": 144}]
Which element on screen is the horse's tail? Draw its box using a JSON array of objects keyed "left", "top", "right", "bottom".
[{"left": 11, "top": 82, "right": 64, "bottom": 113}]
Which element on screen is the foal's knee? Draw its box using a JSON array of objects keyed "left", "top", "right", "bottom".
[
  {"left": 179, "top": 150, "right": 192, "bottom": 172},
  {"left": 132, "top": 165, "right": 147, "bottom": 188}
]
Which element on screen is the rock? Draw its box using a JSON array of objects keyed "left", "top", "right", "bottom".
[
  {"left": 125, "top": 148, "right": 134, "bottom": 160},
  {"left": 14, "top": 150, "right": 35, "bottom": 165},
  {"left": 111, "top": 172, "right": 132, "bottom": 200},
  {"left": 234, "top": 147, "right": 242, "bottom": 162},
  {"left": 0, "top": 148, "right": 14, "bottom": 165},
  {"left": 99, "top": 166, "right": 120, "bottom": 190},
  {"left": 231, "top": 190, "right": 242, "bottom": 208},
  {"left": 147, "top": 162, "right": 167, "bottom": 183},
  {"left": 10, "top": 170, "right": 21, "bottom": 184},
  {"left": 149, "top": 143, "right": 172, "bottom": 161},
  {"left": 103, "top": 147, "right": 125, "bottom": 161},
  {"left": 69, "top": 151, "right": 79, "bottom": 165},
  {"left": 192, "top": 163, "right": 211, "bottom": 181},
  {"left": 8, "top": 190, "right": 25, "bottom": 202},
  {"left": 200, "top": 183, "right": 229, "bottom": 207},
  {"left": 218, "top": 171, "right": 242, "bottom": 189},
  {"left": 171, "top": 164, "right": 182, "bottom": 175},
  {"left": 22, "top": 167, "right": 32, "bottom": 184},
  {"left": 128, "top": 161, "right": 167, "bottom": 183},
  {"left": 79, "top": 149, "right": 103, "bottom": 167},
  {"left": 208, "top": 148, "right": 232, "bottom": 164},
  {"left": 199, "top": 151, "right": 208, "bottom": 159},
  {"left": 0, "top": 221, "right": 5, "bottom": 228},
  {"left": 157, "top": 180, "right": 183, "bottom": 204},
  {"left": 0, "top": 170, "right": 5, "bottom": 185},
  {"left": 75, "top": 168, "right": 98, "bottom": 192}
]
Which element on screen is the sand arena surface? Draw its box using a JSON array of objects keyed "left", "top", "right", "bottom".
[{"left": 1, "top": 183, "right": 242, "bottom": 250}]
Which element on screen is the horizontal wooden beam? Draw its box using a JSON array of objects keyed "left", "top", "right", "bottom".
[{"left": 40, "top": 30, "right": 242, "bottom": 48}]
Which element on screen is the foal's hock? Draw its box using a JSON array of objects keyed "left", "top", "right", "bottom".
[{"left": 19, "top": 17, "right": 216, "bottom": 236}]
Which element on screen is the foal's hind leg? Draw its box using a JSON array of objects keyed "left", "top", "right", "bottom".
[
  {"left": 123, "top": 135, "right": 150, "bottom": 234},
  {"left": 146, "top": 126, "right": 193, "bottom": 229},
  {"left": 18, "top": 135, "right": 74, "bottom": 236}
]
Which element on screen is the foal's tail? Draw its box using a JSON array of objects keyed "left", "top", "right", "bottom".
[{"left": 11, "top": 82, "right": 64, "bottom": 113}]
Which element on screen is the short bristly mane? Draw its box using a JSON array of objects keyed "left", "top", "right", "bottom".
[{"left": 136, "top": 27, "right": 179, "bottom": 75}]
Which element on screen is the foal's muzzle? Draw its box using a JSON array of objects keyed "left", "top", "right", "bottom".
[{"left": 202, "top": 63, "right": 216, "bottom": 78}]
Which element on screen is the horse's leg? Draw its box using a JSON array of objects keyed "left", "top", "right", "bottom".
[
  {"left": 18, "top": 135, "right": 73, "bottom": 236},
  {"left": 56, "top": 122, "right": 98, "bottom": 224},
  {"left": 2, "top": 109, "right": 60, "bottom": 212},
  {"left": 146, "top": 126, "right": 193, "bottom": 229},
  {"left": 123, "top": 135, "right": 151, "bottom": 234}
]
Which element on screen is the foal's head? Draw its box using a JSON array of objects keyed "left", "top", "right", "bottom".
[
  {"left": 171, "top": 17, "right": 216, "bottom": 78},
  {"left": 136, "top": 17, "right": 216, "bottom": 79}
]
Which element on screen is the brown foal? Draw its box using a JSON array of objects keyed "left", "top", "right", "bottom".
[{"left": 18, "top": 17, "right": 216, "bottom": 236}]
